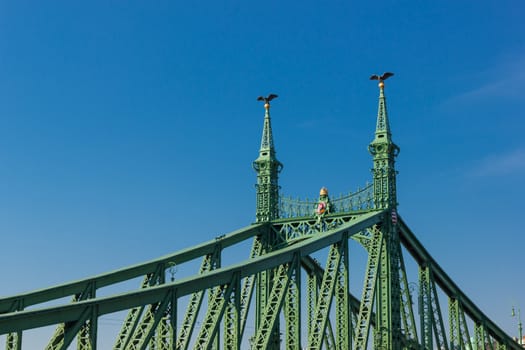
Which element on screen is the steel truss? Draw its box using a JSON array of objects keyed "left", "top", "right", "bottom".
[
  {"left": 0, "top": 212, "right": 521, "bottom": 350},
  {"left": 1, "top": 79, "right": 522, "bottom": 350},
  {"left": 0, "top": 212, "right": 522, "bottom": 350}
]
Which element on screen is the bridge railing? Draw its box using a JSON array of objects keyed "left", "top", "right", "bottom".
[{"left": 278, "top": 182, "right": 374, "bottom": 218}]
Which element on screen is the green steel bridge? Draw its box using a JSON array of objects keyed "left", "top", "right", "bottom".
[{"left": 0, "top": 76, "right": 521, "bottom": 350}]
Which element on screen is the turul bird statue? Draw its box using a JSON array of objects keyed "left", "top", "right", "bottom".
[
  {"left": 369, "top": 72, "right": 394, "bottom": 82},
  {"left": 257, "top": 94, "right": 278, "bottom": 103}
]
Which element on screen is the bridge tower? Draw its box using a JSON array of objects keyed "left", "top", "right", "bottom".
[
  {"left": 252, "top": 95, "right": 283, "bottom": 349},
  {"left": 1, "top": 75, "right": 524, "bottom": 350},
  {"left": 368, "top": 75, "right": 403, "bottom": 349},
  {"left": 253, "top": 95, "right": 283, "bottom": 223}
]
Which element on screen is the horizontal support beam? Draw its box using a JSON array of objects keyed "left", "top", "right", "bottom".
[
  {"left": 272, "top": 209, "right": 374, "bottom": 224},
  {"left": 0, "top": 223, "right": 267, "bottom": 313},
  {"left": 0, "top": 211, "right": 383, "bottom": 334}
]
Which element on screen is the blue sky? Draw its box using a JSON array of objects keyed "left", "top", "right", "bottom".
[{"left": 0, "top": 0, "right": 524, "bottom": 344}]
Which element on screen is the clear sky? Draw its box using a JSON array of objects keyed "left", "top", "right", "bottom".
[{"left": 1, "top": 0, "right": 524, "bottom": 346}]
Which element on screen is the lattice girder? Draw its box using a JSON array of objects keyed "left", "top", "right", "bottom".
[
  {"left": 46, "top": 281, "right": 97, "bottom": 350},
  {"left": 251, "top": 254, "right": 298, "bottom": 349},
  {"left": 5, "top": 332, "right": 21, "bottom": 350},
  {"left": 353, "top": 226, "right": 383, "bottom": 349},
  {"left": 284, "top": 257, "right": 301, "bottom": 349},
  {"left": 306, "top": 241, "right": 345, "bottom": 350},
  {"left": 194, "top": 275, "right": 237, "bottom": 350},
  {"left": 419, "top": 266, "right": 433, "bottom": 350},
  {"left": 449, "top": 297, "right": 473, "bottom": 350},
  {"left": 398, "top": 248, "right": 418, "bottom": 347},
  {"left": 177, "top": 248, "right": 221, "bottom": 350},
  {"left": 125, "top": 296, "right": 171, "bottom": 350},
  {"left": 375, "top": 219, "right": 403, "bottom": 350},
  {"left": 239, "top": 236, "right": 263, "bottom": 338},
  {"left": 224, "top": 273, "right": 241, "bottom": 350},
  {"left": 430, "top": 272, "right": 448, "bottom": 349},
  {"left": 475, "top": 322, "right": 496, "bottom": 350},
  {"left": 273, "top": 214, "right": 367, "bottom": 243},
  {"left": 335, "top": 234, "right": 350, "bottom": 350},
  {"left": 114, "top": 272, "right": 162, "bottom": 350}
]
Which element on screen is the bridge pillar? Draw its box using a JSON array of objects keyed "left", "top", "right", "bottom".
[
  {"left": 368, "top": 75, "right": 402, "bottom": 350},
  {"left": 253, "top": 96, "right": 283, "bottom": 349}
]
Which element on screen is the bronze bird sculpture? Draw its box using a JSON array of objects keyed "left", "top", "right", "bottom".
[
  {"left": 257, "top": 94, "right": 278, "bottom": 103},
  {"left": 369, "top": 72, "right": 394, "bottom": 81}
]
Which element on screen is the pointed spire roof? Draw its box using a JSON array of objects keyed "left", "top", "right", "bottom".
[
  {"left": 375, "top": 80, "right": 391, "bottom": 137},
  {"left": 368, "top": 73, "right": 400, "bottom": 209},
  {"left": 255, "top": 94, "right": 280, "bottom": 162},
  {"left": 253, "top": 93, "right": 282, "bottom": 222},
  {"left": 368, "top": 73, "right": 399, "bottom": 157},
  {"left": 369, "top": 72, "right": 394, "bottom": 139},
  {"left": 260, "top": 102, "right": 275, "bottom": 152}
]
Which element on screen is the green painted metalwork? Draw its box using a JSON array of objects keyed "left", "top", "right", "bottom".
[
  {"left": 239, "top": 236, "right": 263, "bottom": 339},
  {"left": 273, "top": 213, "right": 368, "bottom": 243},
  {"left": 255, "top": 231, "right": 281, "bottom": 349},
  {"left": 224, "top": 273, "right": 241, "bottom": 350},
  {"left": 4, "top": 301, "right": 22, "bottom": 350},
  {"left": 279, "top": 183, "right": 374, "bottom": 219},
  {"left": 335, "top": 234, "right": 350, "bottom": 350},
  {"left": 194, "top": 275, "right": 237, "bottom": 350},
  {"left": 398, "top": 249, "right": 418, "bottom": 348},
  {"left": 376, "top": 229, "right": 398, "bottom": 349},
  {"left": 302, "top": 256, "right": 342, "bottom": 350},
  {"left": 251, "top": 97, "right": 284, "bottom": 349},
  {"left": 428, "top": 266, "right": 448, "bottom": 350},
  {"left": 306, "top": 270, "right": 316, "bottom": 340},
  {"left": 419, "top": 266, "right": 434, "bottom": 350},
  {"left": 114, "top": 268, "right": 165, "bottom": 350},
  {"left": 155, "top": 310, "right": 173, "bottom": 350},
  {"left": 5, "top": 332, "right": 21, "bottom": 350},
  {"left": 449, "top": 298, "right": 462, "bottom": 349},
  {"left": 46, "top": 281, "right": 97, "bottom": 350},
  {"left": 307, "top": 241, "right": 345, "bottom": 349},
  {"left": 284, "top": 257, "right": 301, "bottom": 349},
  {"left": 251, "top": 254, "right": 297, "bottom": 349},
  {"left": 449, "top": 297, "right": 473, "bottom": 350},
  {"left": 366, "top": 76, "right": 406, "bottom": 350},
  {"left": 353, "top": 225, "right": 383, "bottom": 349},
  {"left": 368, "top": 78, "right": 399, "bottom": 211},
  {"left": 475, "top": 322, "right": 495, "bottom": 350},
  {"left": 126, "top": 296, "right": 171, "bottom": 350},
  {"left": 177, "top": 248, "right": 221, "bottom": 350},
  {"left": 253, "top": 97, "right": 282, "bottom": 223},
  {"left": 1, "top": 78, "right": 524, "bottom": 350},
  {"left": 77, "top": 305, "right": 97, "bottom": 350}
]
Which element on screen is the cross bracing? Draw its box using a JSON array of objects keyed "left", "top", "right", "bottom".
[
  {"left": 0, "top": 81, "right": 522, "bottom": 349},
  {"left": 0, "top": 212, "right": 521, "bottom": 349}
]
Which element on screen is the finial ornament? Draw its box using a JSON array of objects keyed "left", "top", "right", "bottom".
[
  {"left": 257, "top": 94, "right": 278, "bottom": 109},
  {"left": 370, "top": 72, "right": 394, "bottom": 88}
]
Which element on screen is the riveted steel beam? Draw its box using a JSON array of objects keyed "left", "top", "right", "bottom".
[
  {"left": 307, "top": 241, "right": 344, "bottom": 350},
  {"left": 399, "top": 219, "right": 522, "bottom": 349},
  {"left": 0, "top": 212, "right": 381, "bottom": 336},
  {"left": 353, "top": 226, "right": 383, "bottom": 349},
  {"left": 0, "top": 224, "right": 265, "bottom": 315},
  {"left": 251, "top": 254, "right": 298, "bottom": 349}
]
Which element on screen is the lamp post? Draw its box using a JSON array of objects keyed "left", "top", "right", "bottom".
[{"left": 512, "top": 306, "right": 523, "bottom": 346}]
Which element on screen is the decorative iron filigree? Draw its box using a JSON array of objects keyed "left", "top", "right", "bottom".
[{"left": 278, "top": 183, "right": 374, "bottom": 219}]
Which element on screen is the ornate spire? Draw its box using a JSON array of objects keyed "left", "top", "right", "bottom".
[
  {"left": 368, "top": 73, "right": 400, "bottom": 209},
  {"left": 258, "top": 94, "right": 277, "bottom": 154},
  {"left": 253, "top": 94, "right": 283, "bottom": 222}
]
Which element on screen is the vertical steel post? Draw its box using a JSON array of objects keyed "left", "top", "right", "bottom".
[
  {"left": 368, "top": 74, "right": 402, "bottom": 350},
  {"left": 253, "top": 96, "right": 283, "bottom": 349}
]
